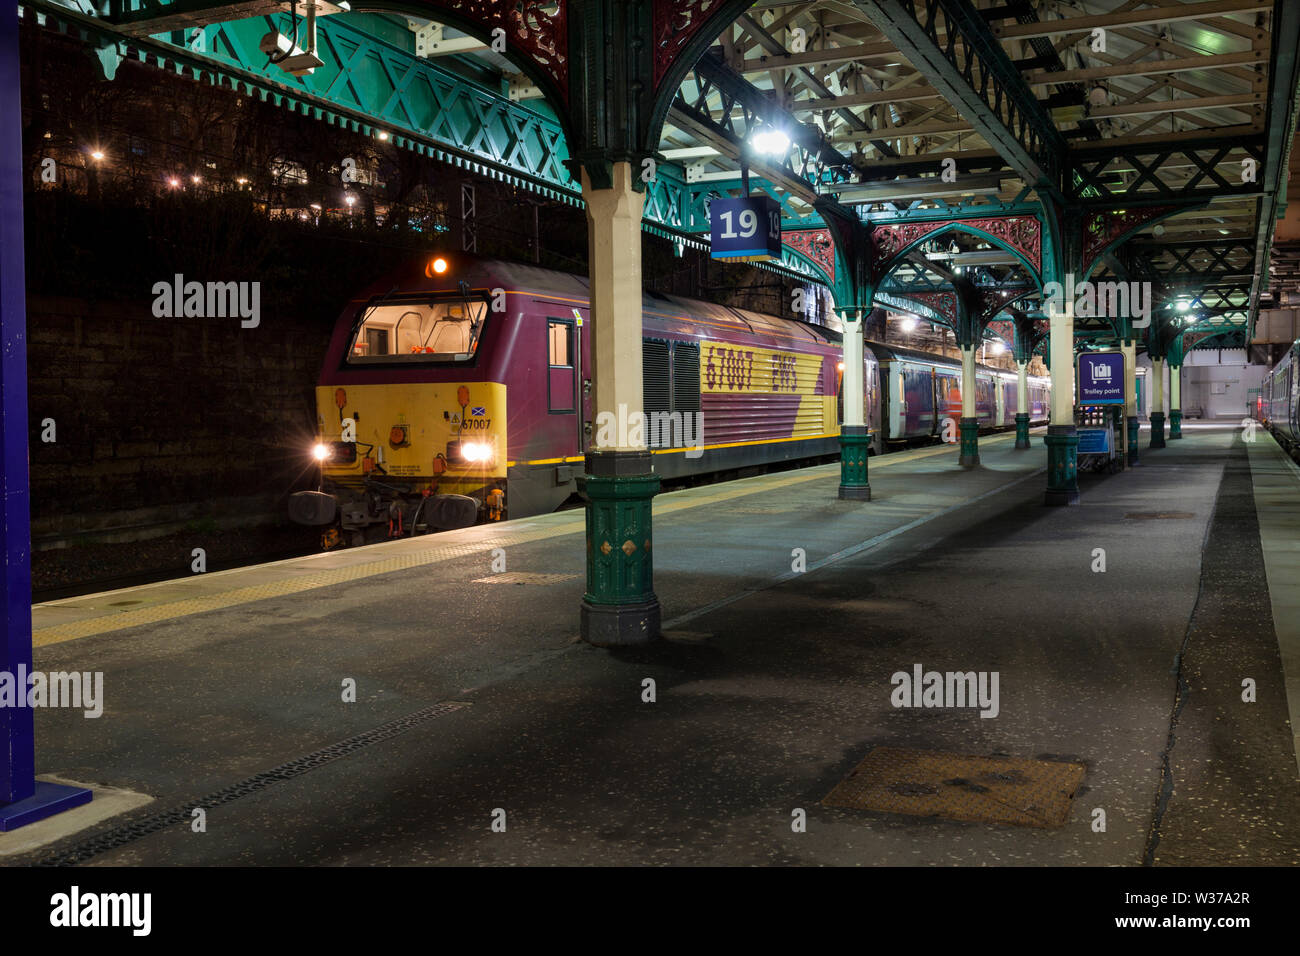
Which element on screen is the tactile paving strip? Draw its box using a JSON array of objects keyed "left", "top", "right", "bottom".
[{"left": 823, "top": 747, "right": 1086, "bottom": 828}]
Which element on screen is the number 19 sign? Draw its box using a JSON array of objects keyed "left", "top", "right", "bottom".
[{"left": 710, "top": 195, "right": 782, "bottom": 261}]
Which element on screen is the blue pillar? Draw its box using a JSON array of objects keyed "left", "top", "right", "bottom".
[{"left": 0, "top": 12, "right": 91, "bottom": 829}]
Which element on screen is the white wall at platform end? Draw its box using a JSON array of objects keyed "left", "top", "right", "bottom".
[{"left": 1181, "top": 359, "right": 1264, "bottom": 419}]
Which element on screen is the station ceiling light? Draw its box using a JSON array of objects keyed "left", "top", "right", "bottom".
[
  {"left": 751, "top": 128, "right": 791, "bottom": 156},
  {"left": 900, "top": 316, "right": 918, "bottom": 332}
]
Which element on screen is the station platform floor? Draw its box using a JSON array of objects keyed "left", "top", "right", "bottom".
[{"left": 4, "top": 422, "right": 1299, "bottom": 866}]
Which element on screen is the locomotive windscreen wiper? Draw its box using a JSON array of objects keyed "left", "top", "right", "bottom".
[{"left": 349, "top": 285, "right": 400, "bottom": 342}]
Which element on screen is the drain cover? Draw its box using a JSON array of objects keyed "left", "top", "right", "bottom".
[
  {"left": 1124, "top": 512, "right": 1195, "bottom": 520},
  {"left": 823, "top": 747, "right": 1086, "bottom": 828}
]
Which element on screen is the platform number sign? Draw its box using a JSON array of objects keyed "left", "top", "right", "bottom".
[
  {"left": 1077, "top": 351, "right": 1126, "bottom": 405},
  {"left": 710, "top": 196, "right": 782, "bottom": 261}
]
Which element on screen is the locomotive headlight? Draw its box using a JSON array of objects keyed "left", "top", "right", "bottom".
[
  {"left": 313, "top": 443, "right": 331, "bottom": 461},
  {"left": 447, "top": 439, "right": 494, "bottom": 466}
]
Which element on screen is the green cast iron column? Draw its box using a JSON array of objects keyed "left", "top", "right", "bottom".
[
  {"left": 1044, "top": 300, "right": 1079, "bottom": 506},
  {"left": 1149, "top": 358, "right": 1166, "bottom": 448},
  {"left": 959, "top": 418, "right": 980, "bottom": 467},
  {"left": 580, "top": 451, "right": 661, "bottom": 646},
  {"left": 1169, "top": 363, "right": 1183, "bottom": 439},
  {"left": 839, "top": 310, "right": 871, "bottom": 499},
  {"left": 839, "top": 427, "right": 872, "bottom": 500},
  {"left": 1149, "top": 411, "right": 1166, "bottom": 447},
  {"left": 1015, "top": 413, "right": 1031, "bottom": 448},
  {"left": 1044, "top": 427, "right": 1080, "bottom": 505}
]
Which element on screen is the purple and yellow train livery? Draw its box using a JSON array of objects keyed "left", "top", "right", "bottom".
[{"left": 289, "top": 255, "right": 1047, "bottom": 545}]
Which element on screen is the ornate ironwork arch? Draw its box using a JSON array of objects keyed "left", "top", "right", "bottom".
[
  {"left": 782, "top": 228, "right": 837, "bottom": 289},
  {"left": 870, "top": 216, "right": 1045, "bottom": 289}
]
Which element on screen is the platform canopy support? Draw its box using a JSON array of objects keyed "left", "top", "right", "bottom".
[
  {"left": 838, "top": 308, "right": 872, "bottom": 500},
  {"left": 1150, "top": 356, "right": 1167, "bottom": 449},
  {"left": 1014, "top": 360, "right": 1030, "bottom": 449},
  {"left": 813, "top": 200, "right": 875, "bottom": 501},
  {"left": 1044, "top": 298, "right": 1079, "bottom": 506},
  {"left": 1011, "top": 310, "right": 1045, "bottom": 451},
  {"left": 562, "top": 0, "right": 754, "bottom": 645},
  {"left": 579, "top": 162, "right": 661, "bottom": 646},
  {"left": 1122, "top": 338, "right": 1140, "bottom": 467},
  {"left": 1169, "top": 364, "right": 1183, "bottom": 440},
  {"left": 0, "top": 8, "right": 92, "bottom": 830}
]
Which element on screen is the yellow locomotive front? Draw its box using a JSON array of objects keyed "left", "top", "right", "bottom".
[{"left": 289, "top": 280, "right": 509, "bottom": 547}]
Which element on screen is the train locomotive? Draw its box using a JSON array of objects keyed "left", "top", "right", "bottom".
[{"left": 289, "top": 255, "right": 1050, "bottom": 545}]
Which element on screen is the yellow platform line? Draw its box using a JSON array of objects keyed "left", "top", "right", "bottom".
[{"left": 31, "top": 431, "right": 1027, "bottom": 648}]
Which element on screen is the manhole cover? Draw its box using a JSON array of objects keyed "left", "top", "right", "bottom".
[
  {"left": 822, "top": 747, "right": 1086, "bottom": 828},
  {"left": 471, "top": 572, "right": 578, "bottom": 585},
  {"left": 1124, "top": 512, "right": 1195, "bottom": 520}
]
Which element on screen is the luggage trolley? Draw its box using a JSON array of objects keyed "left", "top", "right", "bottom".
[{"left": 1075, "top": 404, "right": 1123, "bottom": 474}]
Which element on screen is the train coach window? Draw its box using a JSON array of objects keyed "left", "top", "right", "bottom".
[{"left": 347, "top": 297, "right": 488, "bottom": 364}]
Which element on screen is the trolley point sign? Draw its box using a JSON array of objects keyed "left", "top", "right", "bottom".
[
  {"left": 1078, "top": 351, "right": 1126, "bottom": 405},
  {"left": 710, "top": 195, "right": 782, "bottom": 261}
]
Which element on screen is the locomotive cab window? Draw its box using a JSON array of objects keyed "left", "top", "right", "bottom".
[
  {"left": 347, "top": 295, "right": 489, "bottom": 364},
  {"left": 548, "top": 320, "right": 572, "bottom": 367}
]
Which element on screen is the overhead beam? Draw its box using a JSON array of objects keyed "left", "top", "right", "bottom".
[
  {"left": 687, "top": 51, "right": 855, "bottom": 177},
  {"left": 788, "top": 83, "right": 942, "bottom": 113},
  {"left": 833, "top": 172, "right": 1008, "bottom": 202},
  {"left": 989, "top": 0, "right": 1273, "bottom": 42},
  {"left": 1023, "top": 50, "right": 1267, "bottom": 86},
  {"left": 853, "top": 0, "right": 1064, "bottom": 193}
]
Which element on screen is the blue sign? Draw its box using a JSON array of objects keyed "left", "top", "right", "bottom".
[
  {"left": 1077, "top": 428, "right": 1111, "bottom": 454},
  {"left": 710, "top": 196, "right": 782, "bottom": 260},
  {"left": 1077, "top": 351, "right": 1126, "bottom": 405}
]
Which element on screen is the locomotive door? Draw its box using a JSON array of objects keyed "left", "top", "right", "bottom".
[{"left": 547, "top": 317, "right": 579, "bottom": 453}]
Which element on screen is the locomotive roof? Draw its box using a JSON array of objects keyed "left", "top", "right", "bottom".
[{"left": 471, "top": 257, "right": 839, "bottom": 351}]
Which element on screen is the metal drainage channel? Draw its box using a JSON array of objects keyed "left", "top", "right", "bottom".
[{"left": 34, "top": 700, "right": 469, "bottom": 866}]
